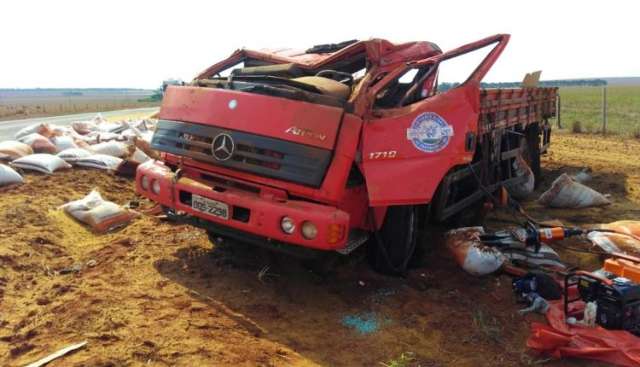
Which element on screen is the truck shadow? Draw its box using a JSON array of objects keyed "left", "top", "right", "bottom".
[
  {"left": 152, "top": 229, "right": 562, "bottom": 366},
  {"left": 153, "top": 241, "right": 404, "bottom": 365},
  {"left": 151, "top": 162, "right": 632, "bottom": 366}
]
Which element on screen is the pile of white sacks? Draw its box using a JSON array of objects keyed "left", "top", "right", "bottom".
[{"left": 0, "top": 114, "right": 157, "bottom": 186}]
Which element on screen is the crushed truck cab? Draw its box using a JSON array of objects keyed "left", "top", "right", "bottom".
[{"left": 136, "top": 34, "right": 557, "bottom": 274}]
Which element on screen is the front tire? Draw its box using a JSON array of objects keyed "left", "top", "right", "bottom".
[{"left": 367, "top": 205, "right": 419, "bottom": 276}]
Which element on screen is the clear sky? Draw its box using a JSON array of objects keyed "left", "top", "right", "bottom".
[{"left": 1, "top": 0, "right": 638, "bottom": 89}]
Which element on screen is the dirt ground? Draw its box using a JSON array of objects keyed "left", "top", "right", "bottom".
[{"left": 1, "top": 132, "right": 638, "bottom": 366}]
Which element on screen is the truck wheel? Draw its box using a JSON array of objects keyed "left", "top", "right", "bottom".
[
  {"left": 450, "top": 200, "right": 486, "bottom": 227},
  {"left": 367, "top": 205, "right": 419, "bottom": 276},
  {"left": 524, "top": 124, "right": 541, "bottom": 186}
]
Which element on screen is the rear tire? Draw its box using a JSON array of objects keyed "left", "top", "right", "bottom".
[
  {"left": 523, "top": 124, "right": 541, "bottom": 187},
  {"left": 367, "top": 205, "right": 419, "bottom": 276}
]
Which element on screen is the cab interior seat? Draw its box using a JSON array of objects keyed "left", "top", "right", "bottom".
[
  {"left": 233, "top": 63, "right": 354, "bottom": 100},
  {"left": 292, "top": 75, "right": 351, "bottom": 100}
]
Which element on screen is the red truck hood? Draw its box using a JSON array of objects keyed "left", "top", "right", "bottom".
[{"left": 159, "top": 86, "right": 343, "bottom": 150}]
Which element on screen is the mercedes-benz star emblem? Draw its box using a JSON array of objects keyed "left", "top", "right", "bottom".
[{"left": 211, "top": 133, "right": 235, "bottom": 161}]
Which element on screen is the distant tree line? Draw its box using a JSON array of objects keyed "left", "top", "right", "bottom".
[
  {"left": 138, "top": 89, "right": 163, "bottom": 102},
  {"left": 439, "top": 79, "right": 607, "bottom": 91}
]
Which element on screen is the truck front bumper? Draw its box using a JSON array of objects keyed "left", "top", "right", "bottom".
[{"left": 135, "top": 160, "right": 350, "bottom": 251}]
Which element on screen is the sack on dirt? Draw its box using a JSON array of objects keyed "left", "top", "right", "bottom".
[
  {"left": 0, "top": 164, "right": 23, "bottom": 186},
  {"left": 120, "top": 128, "right": 141, "bottom": 140},
  {"left": 588, "top": 232, "right": 640, "bottom": 257},
  {"left": 133, "top": 137, "right": 160, "bottom": 160},
  {"left": 18, "top": 133, "right": 58, "bottom": 154},
  {"left": 92, "top": 113, "right": 107, "bottom": 124},
  {"left": 75, "top": 154, "right": 123, "bottom": 170},
  {"left": 598, "top": 220, "right": 640, "bottom": 236},
  {"left": 114, "top": 146, "right": 149, "bottom": 177},
  {"left": 572, "top": 168, "right": 592, "bottom": 183},
  {"left": 501, "top": 243, "right": 565, "bottom": 270},
  {"left": 57, "top": 148, "right": 93, "bottom": 162},
  {"left": 538, "top": 173, "right": 610, "bottom": 208},
  {"left": 80, "top": 132, "right": 118, "bottom": 145},
  {"left": 61, "top": 190, "right": 137, "bottom": 232},
  {"left": 504, "top": 155, "right": 535, "bottom": 199},
  {"left": 129, "top": 119, "right": 155, "bottom": 132},
  {"left": 74, "top": 139, "right": 93, "bottom": 150},
  {"left": 71, "top": 120, "right": 99, "bottom": 135},
  {"left": 0, "top": 141, "right": 33, "bottom": 160},
  {"left": 121, "top": 120, "right": 155, "bottom": 138},
  {"left": 588, "top": 221, "right": 640, "bottom": 257},
  {"left": 51, "top": 135, "right": 78, "bottom": 151},
  {"left": 10, "top": 153, "right": 72, "bottom": 174},
  {"left": 89, "top": 141, "right": 129, "bottom": 157},
  {"left": 97, "top": 121, "right": 127, "bottom": 134},
  {"left": 445, "top": 227, "right": 506, "bottom": 276},
  {"left": 139, "top": 131, "right": 154, "bottom": 143},
  {"left": 49, "top": 124, "right": 73, "bottom": 137},
  {"left": 129, "top": 148, "right": 150, "bottom": 164},
  {"left": 14, "top": 122, "right": 53, "bottom": 139},
  {"left": 96, "top": 132, "right": 124, "bottom": 143}
]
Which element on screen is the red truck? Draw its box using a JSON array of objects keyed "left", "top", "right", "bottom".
[{"left": 136, "top": 34, "right": 557, "bottom": 274}]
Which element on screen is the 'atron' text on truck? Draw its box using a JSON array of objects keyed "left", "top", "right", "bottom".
[{"left": 136, "top": 34, "right": 557, "bottom": 274}]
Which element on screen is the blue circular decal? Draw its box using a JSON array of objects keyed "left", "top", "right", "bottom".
[{"left": 406, "top": 112, "right": 454, "bottom": 153}]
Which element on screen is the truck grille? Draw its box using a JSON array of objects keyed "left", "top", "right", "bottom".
[{"left": 151, "top": 120, "right": 332, "bottom": 187}]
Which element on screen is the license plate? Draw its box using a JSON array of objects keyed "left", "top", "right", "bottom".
[{"left": 191, "top": 194, "right": 229, "bottom": 220}]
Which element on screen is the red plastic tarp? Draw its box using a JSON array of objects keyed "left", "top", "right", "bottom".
[{"left": 528, "top": 299, "right": 640, "bottom": 366}]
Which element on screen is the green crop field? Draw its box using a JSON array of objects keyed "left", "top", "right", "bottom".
[
  {"left": 0, "top": 89, "right": 160, "bottom": 121},
  {"left": 558, "top": 86, "right": 640, "bottom": 136}
]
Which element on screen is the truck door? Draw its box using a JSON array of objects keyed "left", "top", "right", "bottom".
[{"left": 360, "top": 34, "right": 509, "bottom": 207}]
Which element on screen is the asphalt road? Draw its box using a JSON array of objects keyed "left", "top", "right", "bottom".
[{"left": 0, "top": 107, "right": 159, "bottom": 141}]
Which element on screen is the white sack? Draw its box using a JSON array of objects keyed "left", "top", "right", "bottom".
[
  {"left": 51, "top": 135, "right": 78, "bottom": 151},
  {"left": 0, "top": 164, "right": 23, "bottom": 186},
  {"left": 71, "top": 120, "right": 99, "bottom": 135},
  {"left": 501, "top": 243, "right": 565, "bottom": 270},
  {"left": 445, "top": 227, "right": 505, "bottom": 276},
  {"left": 57, "top": 148, "right": 93, "bottom": 162},
  {"left": 89, "top": 141, "right": 129, "bottom": 157},
  {"left": 538, "top": 173, "right": 611, "bottom": 208},
  {"left": 15, "top": 122, "right": 53, "bottom": 139},
  {"left": 49, "top": 124, "right": 73, "bottom": 137},
  {"left": 75, "top": 154, "right": 123, "bottom": 170},
  {"left": 129, "top": 148, "right": 150, "bottom": 164},
  {"left": 10, "top": 153, "right": 72, "bottom": 174},
  {"left": 0, "top": 141, "right": 33, "bottom": 160},
  {"left": 92, "top": 113, "right": 107, "bottom": 124},
  {"left": 61, "top": 190, "right": 136, "bottom": 232},
  {"left": 588, "top": 221, "right": 640, "bottom": 257},
  {"left": 504, "top": 155, "right": 535, "bottom": 199},
  {"left": 572, "top": 169, "right": 592, "bottom": 184},
  {"left": 97, "top": 121, "right": 127, "bottom": 134},
  {"left": 18, "top": 133, "right": 58, "bottom": 154}
]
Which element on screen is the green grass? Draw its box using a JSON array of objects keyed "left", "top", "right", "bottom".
[{"left": 558, "top": 86, "right": 640, "bottom": 135}]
